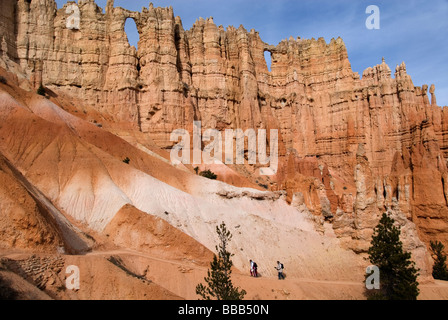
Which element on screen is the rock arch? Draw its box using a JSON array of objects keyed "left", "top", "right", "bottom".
[{"left": 124, "top": 17, "right": 139, "bottom": 49}]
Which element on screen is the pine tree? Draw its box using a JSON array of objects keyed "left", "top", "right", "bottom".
[
  {"left": 366, "top": 213, "right": 420, "bottom": 300},
  {"left": 196, "top": 222, "right": 246, "bottom": 300},
  {"left": 430, "top": 240, "right": 448, "bottom": 281}
]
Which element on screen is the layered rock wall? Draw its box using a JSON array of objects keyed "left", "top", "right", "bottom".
[{"left": 2, "top": 0, "right": 448, "bottom": 253}]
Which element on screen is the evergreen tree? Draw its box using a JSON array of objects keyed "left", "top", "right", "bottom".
[
  {"left": 366, "top": 213, "right": 420, "bottom": 300},
  {"left": 196, "top": 222, "right": 246, "bottom": 300},
  {"left": 430, "top": 240, "right": 448, "bottom": 281}
]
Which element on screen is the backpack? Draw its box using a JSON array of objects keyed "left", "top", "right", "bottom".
[{"left": 281, "top": 263, "right": 284, "bottom": 269}]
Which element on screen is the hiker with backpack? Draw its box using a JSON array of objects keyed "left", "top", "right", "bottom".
[
  {"left": 275, "top": 261, "right": 285, "bottom": 280},
  {"left": 250, "top": 259, "right": 258, "bottom": 277},
  {"left": 250, "top": 260, "right": 254, "bottom": 276}
]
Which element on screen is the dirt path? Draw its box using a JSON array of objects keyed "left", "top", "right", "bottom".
[
  {"left": 83, "top": 248, "right": 448, "bottom": 300},
  {"left": 2, "top": 248, "right": 448, "bottom": 300}
]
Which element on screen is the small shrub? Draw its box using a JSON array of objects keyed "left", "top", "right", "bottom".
[
  {"left": 37, "top": 84, "right": 46, "bottom": 96},
  {"left": 0, "top": 76, "right": 6, "bottom": 84},
  {"left": 123, "top": 157, "right": 130, "bottom": 164},
  {"left": 258, "top": 183, "right": 268, "bottom": 190},
  {"left": 199, "top": 169, "right": 217, "bottom": 180}
]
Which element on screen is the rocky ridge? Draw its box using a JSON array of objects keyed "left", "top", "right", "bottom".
[{"left": 0, "top": 0, "right": 447, "bottom": 299}]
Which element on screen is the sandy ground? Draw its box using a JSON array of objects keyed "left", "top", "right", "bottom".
[{"left": 2, "top": 248, "right": 448, "bottom": 300}]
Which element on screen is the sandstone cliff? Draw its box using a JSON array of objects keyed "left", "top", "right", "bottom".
[{"left": 1, "top": 0, "right": 448, "bottom": 297}]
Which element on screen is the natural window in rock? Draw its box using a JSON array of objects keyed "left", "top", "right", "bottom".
[
  {"left": 264, "top": 51, "right": 272, "bottom": 72},
  {"left": 124, "top": 18, "right": 139, "bottom": 50}
]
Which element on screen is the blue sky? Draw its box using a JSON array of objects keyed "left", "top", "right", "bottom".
[{"left": 56, "top": 0, "right": 448, "bottom": 106}]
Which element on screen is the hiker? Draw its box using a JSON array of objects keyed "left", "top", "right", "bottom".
[
  {"left": 250, "top": 260, "right": 258, "bottom": 277},
  {"left": 253, "top": 261, "right": 258, "bottom": 277},
  {"left": 250, "top": 260, "right": 254, "bottom": 276},
  {"left": 275, "top": 261, "right": 285, "bottom": 280},
  {"left": 250, "top": 260, "right": 259, "bottom": 277}
]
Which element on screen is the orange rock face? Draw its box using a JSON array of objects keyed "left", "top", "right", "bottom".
[{"left": 1, "top": 1, "right": 448, "bottom": 294}]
